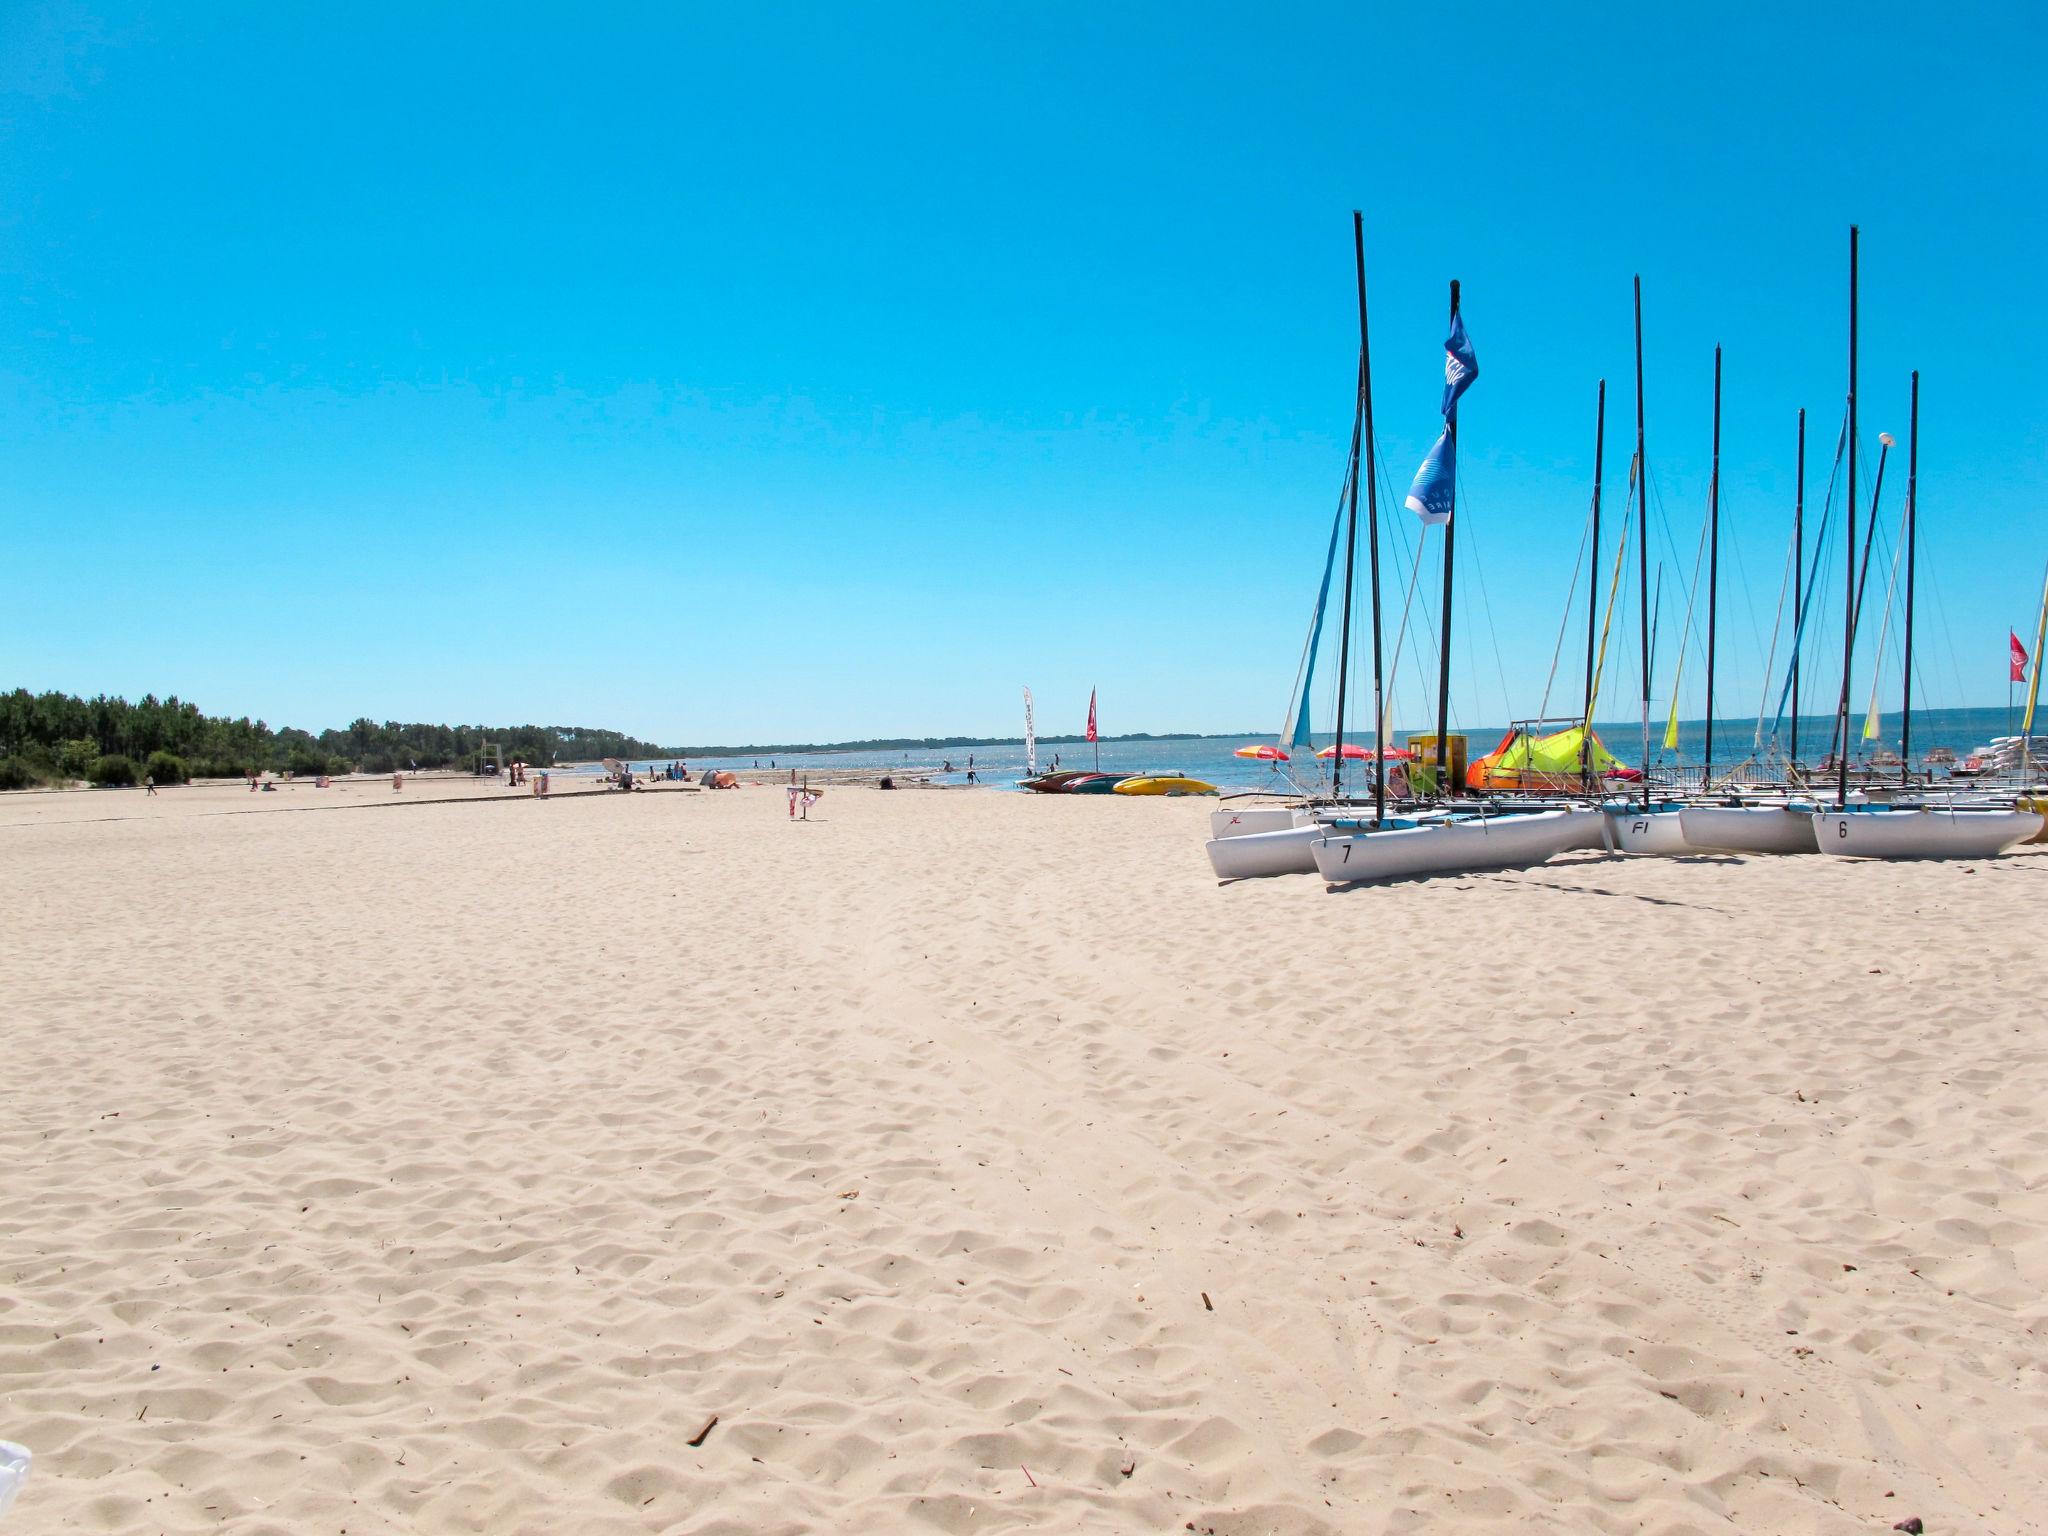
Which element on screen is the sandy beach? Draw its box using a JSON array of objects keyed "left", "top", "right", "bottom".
[{"left": 3, "top": 780, "right": 2045, "bottom": 1534}]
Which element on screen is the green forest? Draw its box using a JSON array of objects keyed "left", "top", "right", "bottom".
[{"left": 0, "top": 688, "right": 672, "bottom": 790}]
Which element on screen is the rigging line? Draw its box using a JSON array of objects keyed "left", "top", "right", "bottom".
[
  {"left": 1859, "top": 487, "right": 1900, "bottom": 720},
  {"left": 1282, "top": 452, "right": 1356, "bottom": 746},
  {"left": 1373, "top": 444, "right": 1439, "bottom": 735},
  {"left": 1643, "top": 461, "right": 1711, "bottom": 674},
  {"left": 1382, "top": 514, "right": 1433, "bottom": 743},
  {"left": 1536, "top": 492, "right": 1596, "bottom": 721},
  {"left": 1453, "top": 481, "right": 1517, "bottom": 729},
  {"left": 1753, "top": 487, "right": 1802, "bottom": 750},
  {"left": 1861, "top": 493, "right": 1911, "bottom": 739},
  {"left": 1921, "top": 551, "right": 1968, "bottom": 713},
  {"left": 1648, "top": 560, "right": 1666, "bottom": 758},
  {"left": 1661, "top": 477, "right": 1715, "bottom": 750},
  {"left": 1584, "top": 479, "right": 1635, "bottom": 724},
  {"left": 1800, "top": 505, "right": 1838, "bottom": 727},
  {"left": 1373, "top": 440, "right": 1439, "bottom": 737},
  {"left": 1775, "top": 411, "right": 1850, "bottom": 736},
  {"left": 1728, "top": 514, "right": 1765, "bottom": 724}
]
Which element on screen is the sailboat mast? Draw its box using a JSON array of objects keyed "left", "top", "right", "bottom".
[
  {"left": 1582, "top": 380, "right": 1607, "bottom": 787},
  {"left": 1837, "top": 225, "right": 1858, "bottom": 808},
  {"left": 1434, "top": 279, "right": 1460, "bottom": 797},
  {"left": 1705, "top": 345, "right": 1722, "bottom": 787},
  {"left": 1901, "top": 370, "right": 1918, "bottom": 783},
  {"left": 1634, "top": 276, "right": 1650, "bottom": 811},
  {"left": 1791, "top": 409, "right": 1805, "bottom": 764},
  {"left": 1352, "top": 211, "right": 1385, "bottom": 822}
]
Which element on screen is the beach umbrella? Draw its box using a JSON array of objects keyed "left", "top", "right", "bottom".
[
  {"left": 1233, "top": 744, "right": 1291, "bottom": 761},
  {"left": 1315, "top": 743, "right": 1417, "bottom": 761}
]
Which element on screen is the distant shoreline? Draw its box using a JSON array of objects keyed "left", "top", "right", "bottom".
[
  {"left": 663, "top": 731, "right": 1259, "bottom": 756},
  {"left": 663, "top": 704, "right": 2026, "bottom": 760}
]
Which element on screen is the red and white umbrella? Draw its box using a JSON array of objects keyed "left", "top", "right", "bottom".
[{"left": 1315, "top": 743, "right": 1416, "bottom": 761}]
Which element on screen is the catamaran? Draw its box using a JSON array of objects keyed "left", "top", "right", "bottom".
[
  {"left": 1206, "top": 215, "right": 1389, "bottom": 879},
  {"left": 1804, "top": 300, "right": 2042, "bottom": 857},
  {"left": 1308, "top": 239, "right": 1596, "bottom": 884}
]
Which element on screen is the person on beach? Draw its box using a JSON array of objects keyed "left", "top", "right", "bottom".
[{"left": 144, "top": 773, "right": 157, "bottom": 796}]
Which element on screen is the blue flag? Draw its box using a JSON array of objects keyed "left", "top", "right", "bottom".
[
  {"left": 1441, "top": 310, "right": 1478, "bottom": 420},
  {"left": 1404, "top": 429, "right": 1455, "bottom": 526}
]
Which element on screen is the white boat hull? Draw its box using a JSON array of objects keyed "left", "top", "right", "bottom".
[
  {"left": 1812, "top": 807, "right": 2044, "bottom": 860},
  {"left": 1602, "top": 806, "right": 1693, "bottom": 856},
  {"left": 1557, "top": 805, "right": 1608, "bottom": 850},
  {"left": 1209, "top": 804, "right": 1306, "bottom": 839},
  {"left": 1312, "top": 810, "right": 1580, "bottom": 885},
  {"left": 1678, "top": 805, "right": 1820, "bottom": 855},
  {"left": 1205, "top": 823, "right": 1327, "bottom": 879}
]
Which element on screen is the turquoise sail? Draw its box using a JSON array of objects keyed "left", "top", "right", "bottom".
[{"left": 1281, "top": 494, "right": 1346, "bottom": 748}]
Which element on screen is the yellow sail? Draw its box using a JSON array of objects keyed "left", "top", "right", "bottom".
[
  {"left": 1585, "top": 516, "right": 1632, "bottom": 727},
  {"left": 1663, "top": 499, "right": 1712, "bottom": 753}
]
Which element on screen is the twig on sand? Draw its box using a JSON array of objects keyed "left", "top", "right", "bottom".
[
  {"left": 1022, "top": 1465, "right": 1037, "bottom": 1488},
  {"left": 1201, "top": 1292, "right": 1213, "bottom": 1312},
  {"left": 687, "top": 1415, "right": 718, "bottom": 1447}
]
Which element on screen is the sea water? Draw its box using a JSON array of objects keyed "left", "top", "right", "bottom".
[{"left": 600, "top": 705, "right": 2025, "bottom": 793}]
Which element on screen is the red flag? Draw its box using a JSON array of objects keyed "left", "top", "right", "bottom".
[
  {"left": 2013, "top": 631, "right": 2031, "bottom": 682},
  {"left": 1086, "top": 688, "right": 1098, "bottom": 742}
]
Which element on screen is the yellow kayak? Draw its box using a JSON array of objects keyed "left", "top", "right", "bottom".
[
  {"left": 1112, "top": 775, "right": 1219, "bottom": 797},
  {"left": 2023, "top": 794, "right": 2048, "bottom": 844}
]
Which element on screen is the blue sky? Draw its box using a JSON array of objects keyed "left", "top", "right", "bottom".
[{"left": 5, "top": 3, "right": 2045, "bottom": 745}]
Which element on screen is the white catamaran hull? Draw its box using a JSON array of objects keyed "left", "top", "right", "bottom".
[
  {"left": 1678, "top": 805, "right": 1821, "bottom": 855},
  {"left": 1312, "top": 810, "right": 1580, "bottom": 885},
  {"left": 1812, "top": 807, "right": 2043, "bottom": 860},
  {"left": 1209, "top": 804, "right": 1309, "bottom": 840},
  {"left": 1206, "top": 823, "right": 1329, "bottom": 879},
  {"left": 1557, "top": 805, "right": 1609, "bottom": 850},
  {"left": 1602, "top": 806, "right": 1693, "bottom": 856}
]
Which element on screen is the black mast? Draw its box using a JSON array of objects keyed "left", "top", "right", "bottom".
[
  {"left": 1582, "top": 380, "right": 1607, "bottom": 787},
  {"left": 1901, "top": 370, "right": 1918, "bottom": 784},
  {"left": 1352, "top": 211, "right": 1385, "bottom": 822},
  {"left": 1705, "top": 345, "right": 1722, "bottom": 788},
  {"left": 1434, "top": 280, "right": 1460, "bottom": 796},
  {"left": 1837, "top": 225, "right": 1858, "bottom": 807},
  {"left": 1634, "top": 276, "right": 1650, "bottom": 811},
  {"left": 1791, "top": 408, "right": 1805, "bottom": 764}
]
